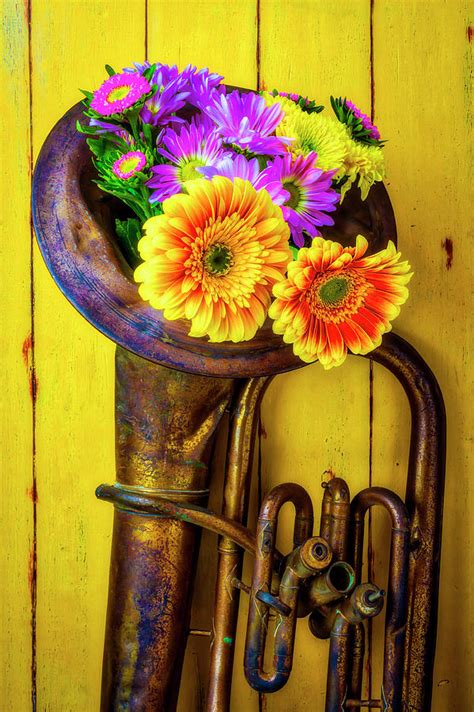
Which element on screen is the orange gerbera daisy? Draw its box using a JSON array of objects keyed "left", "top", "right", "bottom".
[
  {"left": 269, "top": 235, "right": 412, "bottom": 368},
  {"left": 134, "top": 176, "right": 292, "bottom": 342}
]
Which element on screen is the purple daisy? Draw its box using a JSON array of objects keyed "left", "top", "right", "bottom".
[
  {"left": 90, "top": 72, "right": 151, "bottom": 116},
  {"left": 346, "top": 100, "right": 381, "bottom": 141},
  {"left": 182, "top": 65, "right": 224, "bottom": 109},
  {"left": 199, "top": 154, "right": 286, "bottom": 204},
  {"left": 112, "top": 151, "right": 147, "bottom": 180},
  {"left": 203, "top": 89, "right": 292, "bottom": 155},
  {"left": 147, "top": 122, "right": 226, "bottom": 202},
  {"left": 126, "top": 62, "right": 192, "bottom": 127},
  {"left": 258, "top": 152, "right": 339, "bottom": 247}
]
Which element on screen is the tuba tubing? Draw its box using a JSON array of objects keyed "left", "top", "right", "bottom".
[{"left": 244, "top": 483, "right": 316, "bottom": 693}]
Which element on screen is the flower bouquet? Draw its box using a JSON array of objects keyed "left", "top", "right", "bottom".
[{"left": 76, "top": 62, "right": 411, "bottom": 370}]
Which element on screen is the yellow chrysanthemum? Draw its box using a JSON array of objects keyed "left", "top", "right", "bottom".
[
  {"left": 134, "top": 177, "right": 292, "bottom": 343},
  {"left": 262, "top": 91, "right": 304, "bottom": 121},
  {"left": 339, "top": 139, "right": 386, "bottom": 201},
  {"left": 263, "top": 93, "right": 348, "bottom": 173}
]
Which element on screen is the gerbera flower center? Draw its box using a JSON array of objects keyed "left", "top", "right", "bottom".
[
  {"left": 181, "top": 159, "right": 206, "bottom": 182},
  {"left": 283, "top": 180, "right": 302, "bottom": 209},
  {"left": 203, "top": 243, "right": 234, "bottom": 275},
  {"left": 107, "top": 85, "right": 132, "bottom": 102},
  {"left": 318, "top": 276, "right": 350, "bottom": 304},
  {"left": 306, "top": 270, "right": 369, "bottom": 322}
]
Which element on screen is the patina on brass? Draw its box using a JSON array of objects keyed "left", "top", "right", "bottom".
[
  {"left": 206, "top": 377, "right": 270, "bottom": 712},
  {"left": 33, "top": 82, "right": 445, "bottom": 711},
  {"left": 92, "top": 332, "right": 445, "bottom": 712},
  {"left": 243, "top": 483, "right": 317, "bottom": 693},
  {"left": 99, "top": 347, "right": 234, "bottom": 711}
]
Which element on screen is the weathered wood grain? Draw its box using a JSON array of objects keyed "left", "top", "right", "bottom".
[
  {"left": 371, "top": 2, "right": 473, "bottom": 710},
  {"left": 30, "top": 1, "right": 144, "bottom": 708},
  {"left": 0, "top": 0, "right": 472, "bottom": 709},
  {"left": 0, "top": 1, "right": 34, "bottom": 707}
]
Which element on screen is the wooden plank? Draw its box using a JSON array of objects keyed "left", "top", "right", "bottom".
[
  {"left": 371, "top": 1, "right": 473, "bottom": 709},
  {"left": 147, "top": 0, "right": 258, "bottom": 89},
  {"left": 0, "top": 1, "right": 34, "bottom": 707},
  {"left": 146, "top": 2, "right": 258, "bottom": 707},
  {"left": 146, "top": 2, "right": 257, "bottom": 707},
  {"left": 248, "top": 2, "right": 374, "bottom": 709},
  {"left": 30, "top": 1, "right": 145, "bottom": 708}
]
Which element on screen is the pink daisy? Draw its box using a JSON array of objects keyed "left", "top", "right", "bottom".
[{"left": 90, "top": 72, "right": 151, "bottom": 116}]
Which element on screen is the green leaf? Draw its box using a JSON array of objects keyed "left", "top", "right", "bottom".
[
  {"left": 79, "top": 89, "right": 93, "bottom": 100},
  {"left": 143, "top": 63, "right": 156, "bottom": 82},
  {"left": 105, "top": 64, "right": 116, "bottom": 77},
  {"left": 115, "top": 217, "right": 142, "bottom": 268},
  {"left": 290, "top": 245, "right": 299, "bottom": 261}
]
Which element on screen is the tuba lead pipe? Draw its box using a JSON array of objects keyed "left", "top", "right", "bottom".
[{"left": 206, "top": 377, "right": 271, "bottom": 712}]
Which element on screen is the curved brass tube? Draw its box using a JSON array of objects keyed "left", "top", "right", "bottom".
[
  {"left": 244, "top": 483, "right": 316, "bottom": 693},
  {"left": 324, "top": 585, "right": 385, "bottom": 712},
  {"left": 320, "top": 478, "right": 351, "bottom": 562},
  {"left": 96, "top": 483, "right": 257, "bottom": 555},
  {"left": 349, "top": 487, "right": 410, "bottom": 712},
  {"left": 366, "top": 332, "right": 446, "bottom": 710},
  {"left": 207, "top": 377, "right": 271, "bottom": 712}
]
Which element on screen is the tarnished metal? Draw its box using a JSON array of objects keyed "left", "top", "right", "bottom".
[
  {"left": 96, "top": 483, "right": 256, "bottom": 556},
  {"left": 304, "top": 561, "right": 356, "bottom": 610},
  {"left": 244, "top": 483, "right": 319, "bottom": 693},
  {"left": 33, "top": 82, "right": 446, "bottom": 711},
  {"left": 350, "top": 488, "right": 410, "bottom": 711},
  {"left": 323, "top": 584, "right": 385, "bottom": 712},
  {"left": 207, "top": 377, "right": 270, "bottom": 712},
  {"left": 366, "top": 333, "right": 446, "bottom": 711},
  {"left": 99, "top": 347, "right": 234, "bottom": 712},
  {"left": 320, "top": 478, "right": 351, "bottom": 562}
]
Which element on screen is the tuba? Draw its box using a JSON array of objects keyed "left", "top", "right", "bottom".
[{"left": 33, "top": 87, "right": 446, "bottom": 712}]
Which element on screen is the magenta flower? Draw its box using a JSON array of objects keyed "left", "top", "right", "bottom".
[
  {"left": 258, "top": 152, "right": 339, "bottom": 247},
  {"left": 181, "top": 65, "right": 224, "bottom": 109},
  {"left": 90, "top": 72, "right": 151, "bottom": 116},
  {"left": 346, "top": 100, "right": 381, "bottom": 141},
  {"left": 112, "top": 151, "right": 147, "bottom": 180},
  {"left": 199, "top": 154, "right": 286, "bottom": 204},
  {"left": 126, "top": 62, "right": 191, "bottom": 127},
  {"left": 204, "top": 89, "right": 292, "bottom": 155},
  {"left": 147, "top": 122, "right": 226, "bottom": 202}
]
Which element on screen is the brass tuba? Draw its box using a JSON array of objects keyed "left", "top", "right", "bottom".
[{"left": 33, "top": 88, "right": 446, "bottom": 712}]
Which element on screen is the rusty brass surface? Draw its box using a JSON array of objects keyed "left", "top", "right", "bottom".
[
  {"left": 324, "top": 584, "right": 385, "bottom": 712},
  {"left": 305, "top": 561, "right": 356, "bottom": 610},
  {"left": 99, "top": 347, "right": 234, "bottom": 712},
  {"left": 350, "top": 488, "right": 410, "bottom": 712},
  {"left": 367, "top": 333, "right": 446, "bottom": 711},
  {"left": 320, "top": 478, "right": 351, "bottom": 562},
  {"left": 244, "top": 483, "right": 316, "bottom": 693},
  {"left": 95, "top": 331, "right": 445, "bottom": 712},
  {"left": 207, "top": 377, "right": 271, "bottom": 712},
  {"left": 96, "top": 483, "right": 256, "bottom": 555}
]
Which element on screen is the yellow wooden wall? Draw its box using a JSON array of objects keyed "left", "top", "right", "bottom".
[{"left": 1, "top": 0, "right": 472, "bottom": 710}]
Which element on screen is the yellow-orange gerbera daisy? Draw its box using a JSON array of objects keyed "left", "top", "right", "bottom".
[
  {"left": 134, "top": 176, "right": 292, "bottom": 343},
  {"left": 269, "top": 235, "right": 412, "bottom": 368}
]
